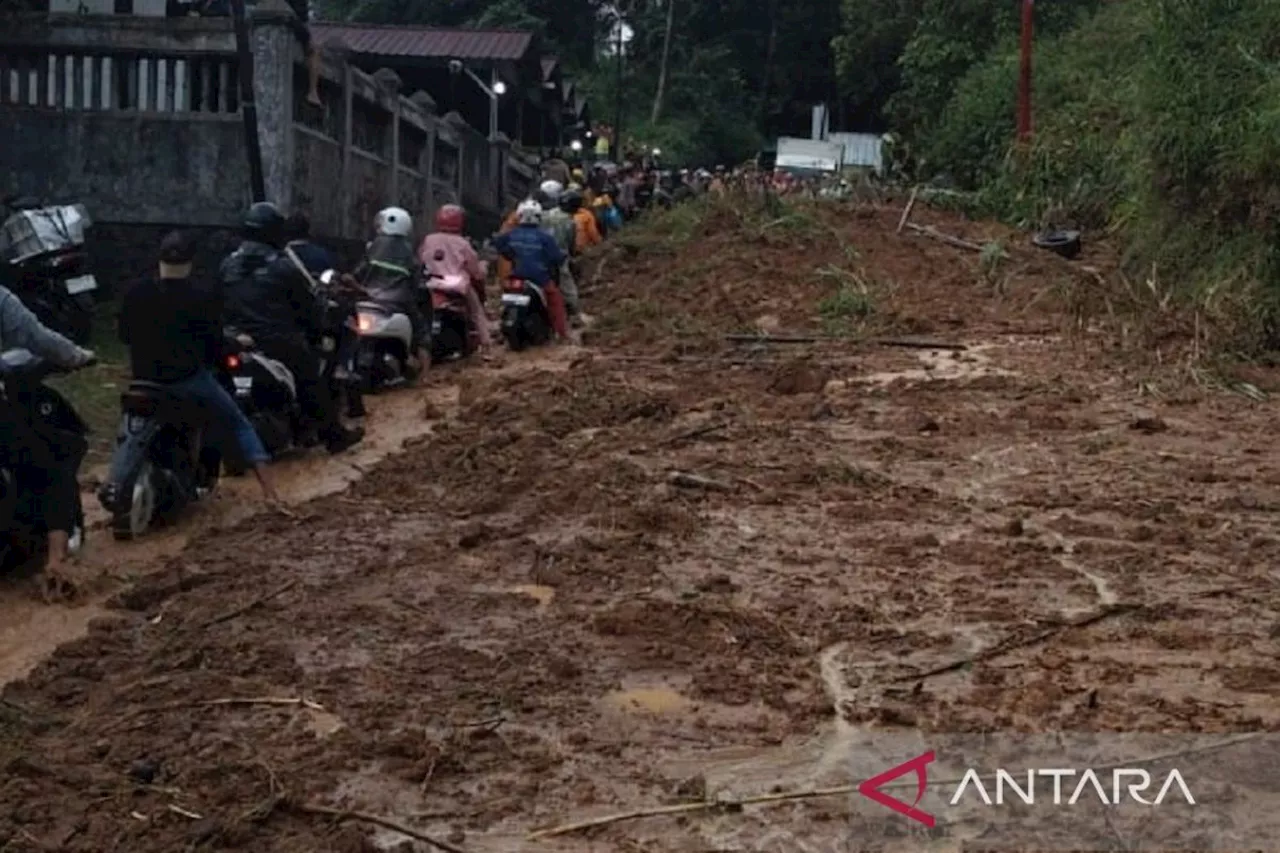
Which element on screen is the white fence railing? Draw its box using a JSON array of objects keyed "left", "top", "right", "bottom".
[{"left": 0, "top": 51, "right": 238, "bottom": 112}]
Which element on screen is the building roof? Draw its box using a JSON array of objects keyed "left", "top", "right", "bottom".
[
  {"left": 313, "top": 23, "right": 535, "bottom": 62},
  {"left": 541, "top": 56, "right": 558, "bottom": 81}
]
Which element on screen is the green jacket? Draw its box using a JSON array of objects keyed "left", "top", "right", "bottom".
[{"left": 540, "top": 208, "right": 577, "bottom": 256}]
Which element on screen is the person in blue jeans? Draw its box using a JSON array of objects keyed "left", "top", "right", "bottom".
[{"left": 117, "top": 230, "right": 283, "bottom": 507}]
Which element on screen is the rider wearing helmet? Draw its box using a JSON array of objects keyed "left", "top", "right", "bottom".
[
  {"left": 221, "top": 201, "right": 363, "bottom": 454},
  {"left": 419, "top": 204, "right": 491, "bottom": 355},
  {"left": 354, "top": 206, "right": 431, "bottom": 373},
  {"left": 492, "top": 200, "right": 569, "bottom": 338},
  {"left": 536, "top": 181, "right": 585, "bottom": 328}
]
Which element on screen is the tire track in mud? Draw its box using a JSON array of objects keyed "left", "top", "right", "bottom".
[{"left": 0, "top": 348, "right": 576, "bottom": 688}]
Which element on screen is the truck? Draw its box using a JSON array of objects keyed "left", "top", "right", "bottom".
[{"left": 773, "top": 137, "right": 844, "bottom": 176}]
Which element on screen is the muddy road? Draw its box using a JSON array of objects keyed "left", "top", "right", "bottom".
[{"left": 3, "top": 200, "right": 1279, "bottom": 852}]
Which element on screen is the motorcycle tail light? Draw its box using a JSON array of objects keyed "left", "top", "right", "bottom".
[
  {"left": 357, "top": 314, "right": 375, "bottom": 332},
  {"left": 225, "top": 355, "right": 240, "bottom": 369}
]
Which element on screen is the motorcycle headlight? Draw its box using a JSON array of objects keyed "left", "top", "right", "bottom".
[{"left": 357, "top": 313, "right": 379, "bottom": 333}]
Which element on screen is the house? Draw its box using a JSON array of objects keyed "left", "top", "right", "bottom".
[{"left": 311, "top": 23, "right": 579, "bottom": 154}]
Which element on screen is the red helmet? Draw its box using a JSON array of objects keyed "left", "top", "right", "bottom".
[{"left": 435, "top": 204, "right": 465, "bottom": 234}]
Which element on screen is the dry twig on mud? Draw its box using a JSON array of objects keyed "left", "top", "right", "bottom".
[
  {"left": 896, "top": 186, "right": 919, "bottom": 234},
  {"left": 295, "top": 803, "right": 470, "bottom": 853},
  {"left": 723, "top": 333, "right": 967, "bottom": 351},
  {"left": 904, "top": 222, "right": 985, "bottom": 252},
  {"left": 658, "top": 421, "right": 730, "bottom": 447},
  {"left": 121, "top": 697, "right": 324, "bottom": 723},
  {"left": 890, "top": 603, "right": 1139, "bottom": 683},
  {"left": 526, "top": 786, "right": 860, "bottom": 840},
  {"left": 197, "top": 579, "right": 299, "bottom": 629},
  {"left": 668, "top": 471, "right": 735, "bottom": 493}
]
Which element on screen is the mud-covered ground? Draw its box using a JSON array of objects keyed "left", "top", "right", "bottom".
[{"left": 3, "top": 198, "right": 1280, "bottom": 852}]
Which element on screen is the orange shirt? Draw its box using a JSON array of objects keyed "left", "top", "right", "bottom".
[
  {"left": 573, "top": 208, "right": 602, "bottom": 253},
  {"left": 496, "top": 209, "right": 520, "bottom": 280}
]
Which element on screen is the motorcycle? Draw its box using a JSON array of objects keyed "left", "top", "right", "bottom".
[
  {"left": 221, "top": 269, "right": 362, "bottom": 461},
  {"left": 500, "top": 276, "right": 553, "bottom": 351},
  {"left": 351, "top": 279, "right": 433, "bottom": 390},
  {"left": 0, "top": 198, "right": 98, "bottom": 345},
  {"left": 428, "top": 272, "right": 484, "bottom": 362},
  {"left": 97, "top": 376, "right": 224, "bottom": 541},
  {"left": 0, "top": 348, "right": 90, "bottom": 571}
]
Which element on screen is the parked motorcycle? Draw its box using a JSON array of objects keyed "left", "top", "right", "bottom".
[
  {"left": 351, "top": 279, "right": 433, "bottom": 390},
  {"left": 97, "top": 378, "right": 223, "bottom": 541},
  {"left": 0, "top": 348, "right": 90, "bottom": 571},
  {"left": 221, "top": 269, "right": 362, "bottom": 461},
  {"left": 0, "top": 198, "right": 98, "bottom": 345},
  {"left": 500, "top": 277, "right": 553, "bottom": 351}
]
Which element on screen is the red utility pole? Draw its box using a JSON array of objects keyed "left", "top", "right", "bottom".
[{"left": 1017, "top": 0, "right": 1033, "bottom": 142}]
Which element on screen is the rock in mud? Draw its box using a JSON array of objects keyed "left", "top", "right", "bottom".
[
  {"left": 1130, "top": 416, "right": 1168, "bottom": 434},
  {"left": 457, "top": 522, "right": 491, "bottom": 549},
  {"left": 906, "top": 411, "right": 940, "bottom": 433},
  {"left": 769, "top": 360, "right": 829, "bottom": 396}
]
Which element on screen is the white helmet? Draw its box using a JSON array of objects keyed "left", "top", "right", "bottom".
[
  {"left": 375, "top": 206, "right": 412, "bottom": 238},
  {"left": 516, "top": 199, "right": 543, "bottom": 225},
  {"left": 539, "top": 180, "right": 563, "bottom": 204}
]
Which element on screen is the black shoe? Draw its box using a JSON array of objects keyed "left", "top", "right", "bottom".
[{"left": 324, "top": 425, "right": 364, "bottom": 454}]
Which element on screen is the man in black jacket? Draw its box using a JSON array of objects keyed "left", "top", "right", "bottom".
[
  {"left": 119, "top": 230, "right": 281, "bottom": 505},
  {"left": 221, "top": 202, "right": 362, "bottom": 454}
]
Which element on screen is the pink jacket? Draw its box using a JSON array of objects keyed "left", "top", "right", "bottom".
[{"left": 418, "top": 232, "right": 489, "bottom": 342}]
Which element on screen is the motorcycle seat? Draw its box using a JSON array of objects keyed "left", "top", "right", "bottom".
[{"left": 121, "top": 381, "right": 201, "bottom": 418}]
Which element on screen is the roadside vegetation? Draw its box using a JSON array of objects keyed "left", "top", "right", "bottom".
[{"left": 901, "top": 0, "right": 1280, "bottom": 353}]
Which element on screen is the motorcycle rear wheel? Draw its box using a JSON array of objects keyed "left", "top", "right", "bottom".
[{"left": 111, "top": 459, "right": 157, "bottom": 541}]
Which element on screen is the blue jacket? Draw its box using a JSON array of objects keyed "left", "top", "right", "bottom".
[{"left": 493, "top": 224, "right": 565, "bottom": 286}]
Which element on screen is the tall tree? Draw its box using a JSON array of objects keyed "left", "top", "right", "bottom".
[{"left": 650, "top": 0, "right": 676, "bottom": 122}]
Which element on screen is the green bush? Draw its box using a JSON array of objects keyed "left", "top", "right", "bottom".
[{"left": 919, "top": 0, "right": 1280, "bottom": 347}]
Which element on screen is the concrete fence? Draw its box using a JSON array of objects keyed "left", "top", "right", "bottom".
[{"left": 0, "top": 7, "right": 538, "bottom": 241}]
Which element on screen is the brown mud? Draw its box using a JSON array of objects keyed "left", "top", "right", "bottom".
[{"left": 2, "top": 201, "right": 1279, "bottom": 852}]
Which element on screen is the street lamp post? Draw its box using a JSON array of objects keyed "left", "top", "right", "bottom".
[{"left": 461, "top": 65, "right": 506, "bottom": 142}]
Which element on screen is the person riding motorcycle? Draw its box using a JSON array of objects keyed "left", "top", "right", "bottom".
[
  {"left": 418, "top": 204, "right": 492, "bottom": 356},
  {"left": 119, "top": 230, "right": 282, "bottom": 507},
  {"left": 0, "top": 281, "right": 94, "bottom": 580},
  {"left": 563, "top": 188, "right": 602, "bottom": 255},
  {"left": 284, "top": 211, "right": 337, "bottom": 280},
  {"left": 492, "top": 200, "right": 569, "bottom": 339},
  {"left": 353, "top": 206, "right": 431, "bottom": 373},
  {"left": 537, "top": 180, "right": 587, "bottom": 328},
  {"left": 220, "top": 201, "right": 363, "bottom": 454}
]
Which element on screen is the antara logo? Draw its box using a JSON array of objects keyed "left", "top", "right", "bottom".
[{"left": 858, "top": 752, "right": 1196, "bottom": 827}]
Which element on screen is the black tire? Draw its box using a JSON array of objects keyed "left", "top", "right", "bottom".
[
  {"left": 110, "top": 459, "right": 157, "bottom": 541},
  {"left": 523, "top": 310, "right": 550, "bottom": 347}
]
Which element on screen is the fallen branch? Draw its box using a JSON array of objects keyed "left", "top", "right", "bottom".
[
  {"left": 525, "top": 733, "right": 1257, "bottom": 840},
  {"left": 527, "top": 785, "right": 859, "bottom": 840},
  {"left": 668, "top": 471, "right": 734, "bottom": 493},
  {"left": 659, "top": 421, "right": 730, "bottom": 447},
  {"left": 891, "top": 603, "right": 1139, "bottom": 683},
  {"left": 198, "top": 579, "right": 298, "bottom": 629},
  {"left": 725, "top": 334, "right": 819, "bottom": 344},
  {"left": 896, "top": 186, "right": 919, "bottom": 234},
  {"left": 904, "top": 222, "right": 985, "bottom": 252},
  {"left": 723, "top": 333, "right": 967, "bottom": 351},
  {"left": 296, "top": 803, "right": 469, "bottom": 853},
  {"left": 872, "top": 337, "right": 967, "bottom": 351}
]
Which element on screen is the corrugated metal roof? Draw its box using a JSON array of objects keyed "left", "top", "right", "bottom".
[{"left": 313, "top": 23, "right": 534, "bottom": 61}]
